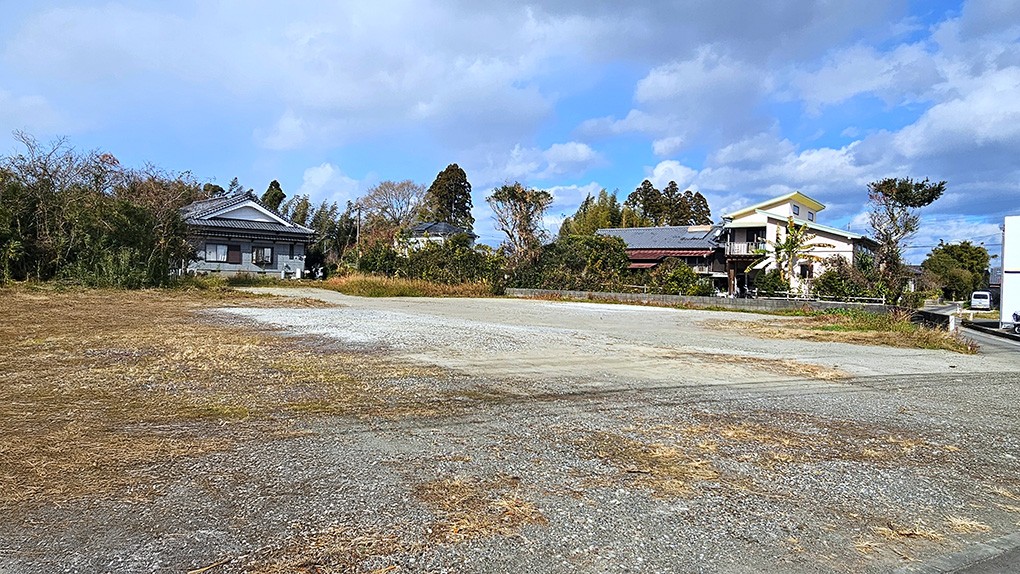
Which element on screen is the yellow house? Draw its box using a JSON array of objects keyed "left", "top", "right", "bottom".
[{"left": 721, "top": 191, "right": 877, "bottom": 295}]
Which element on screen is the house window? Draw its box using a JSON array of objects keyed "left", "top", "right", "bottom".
[
  {"left": 800, "top": 264, "right": 813, "bottom": 279},
  {"left": 253, "top": 246, "right": 273, "bottom": 265},
  {"left": 206, "top": 244, "right": 228, "bottom": 262},
  {"left": 289, "top": 243, "right": 295, "bottom": 258},
  {"left": 792, "top": 205, "right": 800, "bottom": 215},
  {"left": 808, "top": 211, "right": 814, "bottom": 221}
]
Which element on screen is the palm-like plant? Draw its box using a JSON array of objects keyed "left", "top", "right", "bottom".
[{"left": 747, "top": 217, "right": 834, "bottom": 291}]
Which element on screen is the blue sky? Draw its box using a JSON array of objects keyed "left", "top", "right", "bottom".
[{"left": 1, "top": 0, "right": 1018, "bottom": 262}]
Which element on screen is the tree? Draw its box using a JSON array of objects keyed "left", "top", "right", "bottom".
[
  {"left": 867, "top": 177, "right": 946, "bottom": 292},
  {"left": 419, "top": 164, "right": 473, "bottom": 230},
  {"left": 649, "top": 257, "right": 713, "bottom": 295},
  {"left": 921, "top": 240, "right": 990, "bottom": 298},
  {"left": 227, "top": 177, "right": 247, "bottom": 195},
  {"left": 261, "top": 180, "right": 285, "bottom": 211},
  {"left": 688, "top": 191, "right": 712, "bottom": 225},
  {"left": 359, "top": 180, "right": 425, "bottom": 233},
  {"left": 280, "top": 194, "right": 312, "bottom": 226},
  {"left": 486, "top": 182, "right": 553, "bottom": 259},
  {"left": 660, "top": 181, "right": 688, "bottom": 226},
  {"left": 748, "top": 216, "right": 834, "bottom": 290},
  {"left": 624, "top": 179, "right": 661, "bottom": 225},
  {"left": 559, "top": 189, "right": 639, "bottom": 237}
]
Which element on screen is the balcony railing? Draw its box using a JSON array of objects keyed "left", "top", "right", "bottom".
[{"left": 725, "top": 242, "right": 765, "bottom": 256}]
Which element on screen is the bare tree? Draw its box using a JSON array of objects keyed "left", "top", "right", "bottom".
[{"left": 358, "top": 180, "right": 425, "bottom": 232}]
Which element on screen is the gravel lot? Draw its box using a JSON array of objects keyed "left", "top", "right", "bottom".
[{"left": 3, "top": 287, "right": 1020, "bottom": 574}]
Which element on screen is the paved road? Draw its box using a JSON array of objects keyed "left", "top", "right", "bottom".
[{"left": 953, "top": 545, "right": 1020, "bottom": 573}]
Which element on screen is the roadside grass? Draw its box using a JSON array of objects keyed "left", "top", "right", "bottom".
[
  {"left": 321, "top": 274, "right": 495, "bottom": 298},
  {"left": 0, "top": 286, "right": 456, "bottom": 509},
  {"left": 704, "top": 308, "right": 978, "bottom": 354}
]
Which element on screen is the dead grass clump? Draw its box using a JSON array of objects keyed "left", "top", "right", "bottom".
[
  {"left": 252, "top": 526, "right": 414, "bottom": 574},
  {"left": 945, "top": 517, "right": 991, "bottom": 533},
  {"left": 413, "top": 476, "right": 546, "bottom": 543},
  {"left": 577, "top": 432, "right": 719, "bottom": 497},
  {"left": 669, "top": 351, "right": 846, "bottom": 380},
  {"left": 0, "top": 287, "right": 457, "bottom": 508},
  {"left": 322, "top": 274, "right": 495, "bottom": 298}
]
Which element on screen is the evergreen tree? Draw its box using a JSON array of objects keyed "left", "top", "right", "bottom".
[
  {"left": 261, "top": 180, "right": 285, "bottom": 211},
  {"left": 419, "top": 163, "right": 474, "bottom": 230},
  {"left": 558, "top": 189, "right": 625, "bottom": 237},
  {"left": 624, "top": 180, "right": 662, "bottom": 225},
  {"left": 689, "top": 191, "right": 712, "bottom": 225}
]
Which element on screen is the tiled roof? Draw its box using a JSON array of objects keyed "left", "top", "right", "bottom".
[
  {"left": 596, "top": 225, "right": 724, "bottom": 250},
  {"left": 410, "top": 221, "right": 478, "bottom": 238},
  {"left": 180, "top": 191, "right": 315, "bottom": 236},
  {"left": 189, "top": 218, "right": 315, "bottom": 237}
]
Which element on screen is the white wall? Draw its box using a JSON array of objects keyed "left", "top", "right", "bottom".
[{"left": 1001, "top": 216, "right": 1020, "bottom": 325}]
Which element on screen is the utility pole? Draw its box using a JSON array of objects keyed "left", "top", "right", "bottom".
[{"left": 356, "top": 205, "right": 362, "bottom": 269}]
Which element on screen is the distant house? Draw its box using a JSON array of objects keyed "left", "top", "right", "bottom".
[
  {"left": 596, "top": 225, "right": 729, "bottom": 291},
  {"left": 180, "top": 192, "right": 315, "bottom": 277},
  {"left": 406, "top": 221, "right": 477, "bottom": 250},
  {"left": 721, "top": 191, "right": 878, "bottom": 295},
  {"left": 596, "top": 191, "right": 878, "bottom": 296}
]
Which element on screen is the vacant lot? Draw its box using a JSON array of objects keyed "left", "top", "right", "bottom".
[{"left": 2, "top": 287, "right": 1019, "bottom": 573}]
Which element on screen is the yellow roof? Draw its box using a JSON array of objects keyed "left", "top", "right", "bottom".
[{"left": 723, "top": 191, "right": 825, "bottom": 219}]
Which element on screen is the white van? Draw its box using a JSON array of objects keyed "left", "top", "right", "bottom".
[{"left": 970, "top": 290, "right": 992, "bottom": 310}]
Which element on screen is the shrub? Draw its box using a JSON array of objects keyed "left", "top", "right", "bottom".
[{"left": 753, "top": 269, "right": 788, "bottom": 296}]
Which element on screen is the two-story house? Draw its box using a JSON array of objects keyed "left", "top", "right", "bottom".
[{"left": 721, "top": 191, "right": 877, "bottom": 295}]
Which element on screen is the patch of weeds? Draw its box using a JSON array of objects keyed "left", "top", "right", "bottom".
[
  {"left": 576, "top": 432, "right": 719, "bottom": 497},
  {"left": 251, "top": 526, "right": 417, "bottom": 574},
  {"left": 413, "top": 476, "right": 546, "bottom": 543}
]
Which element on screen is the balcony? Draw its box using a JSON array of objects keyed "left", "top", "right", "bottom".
[{"left": 725, "top": 242, "right": 765, "bottom": 256}]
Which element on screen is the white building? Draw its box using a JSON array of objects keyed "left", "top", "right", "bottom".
[{"left": 721, "top": 191, "right": 877, "bottom": 294}]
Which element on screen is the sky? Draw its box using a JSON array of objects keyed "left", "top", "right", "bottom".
[{"left": 1, "top": 0, "right": 1018, "bottom": 262}]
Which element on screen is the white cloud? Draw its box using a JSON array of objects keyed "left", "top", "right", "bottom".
[
  {"left": 473, "top": 141, "right": 603, "bottom": 186},
  {"left": 256, "top": 109, "right": 309, "bottom": 151},
  {"left": 793, "top": 43, "right": 943, "bottom": 112},
  {"left": 0, "top": 89, "right": 62, "bottom": 135},
  {"left": 647, "top": 161, "right": 698, "bottom": 190},
  {"left": 295, "top": 162, "right": 362, "bottom": 205},
  {"left": 652, "top": 136, "right": 685, "bottom": 157}
]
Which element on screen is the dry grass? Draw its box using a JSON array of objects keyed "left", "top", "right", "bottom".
[
  {"left": 576, "top": 432, "right": 719, "bottom": 497},
  {"left": 703, "top": 311, "right": 979, "bottom": 355},
  {"left": 874, "top": 523, "right": 944, "bottom": 542},
  {"left": 322, "top": 274, "right": 495, "bottom": 298},
  {"left": 251, "top": 526, "right": 416, "bottom": 574},
  {"left": 584, "top": 412, "right": 963, "bottom": 500},
  {"left": 0, "top": 287, "right": 456, "bottom": 509},
  {"left": 666, "top": 351, "right": 846, "bottom": 380},
  {"left": 413, "top": 476, "right": 546, "bottom": 543},
  {"left": 945, "top": 517, "right": 991, "bottom": 533}
]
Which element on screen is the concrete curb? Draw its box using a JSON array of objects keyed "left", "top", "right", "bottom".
[
  {"left": 893, "top": 531, "right": 1020, "bottom": 573},
  {"left": 961, "top": 320, "right": 1020, "bottom": 343}
]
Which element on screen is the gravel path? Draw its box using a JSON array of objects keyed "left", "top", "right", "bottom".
[{"left": 3, "top": 288, "right": 1019, "bottom": 574}]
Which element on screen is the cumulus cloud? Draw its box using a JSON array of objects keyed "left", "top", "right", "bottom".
[
  {"left": 793, "top": 43, "right": 943, "bottom": 112},
  {"left": 295, "top": 162, "right": 363, "bottom": 205},
  {"left": 473, "top": 142, "right": 604, "bottom": 186}
]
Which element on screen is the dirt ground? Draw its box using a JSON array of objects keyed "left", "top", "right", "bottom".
[{"left": 2, "top": 287, "right": 1019, "bottom": 574}]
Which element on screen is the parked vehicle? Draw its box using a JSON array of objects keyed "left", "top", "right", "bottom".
[{"left": 971, "top": 290, "right": 992, "bottom": 310}]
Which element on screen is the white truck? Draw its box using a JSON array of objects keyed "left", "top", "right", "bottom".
[{"left": 1001, "top": 216, "right": 1020, "bottom": 334}]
